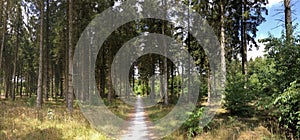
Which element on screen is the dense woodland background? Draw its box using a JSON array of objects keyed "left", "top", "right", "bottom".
[{"left": 0, "top": 0, "right": 299, "bottom": 139}]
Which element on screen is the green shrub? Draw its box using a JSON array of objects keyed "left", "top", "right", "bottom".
[
  {"left": 26, "top": 96, "right": 36, "bottom": 107},
  {"left": 273, "top": 81, "right": 300, "bottom": 138},
  {"left": 182, "top": 107, "right": 204, "bottom": 138},
  {"left": 224, "top": 62, "right": 255, "bottom": 116}
]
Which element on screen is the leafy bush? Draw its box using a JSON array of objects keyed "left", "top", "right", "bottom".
[
  {"left": 260, "top": 34, "right": 300, "bottom": 93},
  {"left": 247, "top": 58, "right": 278, "bottom": 109},
  {"left": 182, "top": 107, "right": 204, "bottom": 138},
  {"left": 273, "top": 81, "right": 300, "bottom": 138},
  {"left": 224, "top": 62, "right": 255, "bottom": 116},
  {"left": 26, "top": 96, "right": 36, "bottom": 107}
]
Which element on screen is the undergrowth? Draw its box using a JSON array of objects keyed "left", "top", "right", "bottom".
[{"left": 0, "top": 98, "right": 132, "bottom": 140}]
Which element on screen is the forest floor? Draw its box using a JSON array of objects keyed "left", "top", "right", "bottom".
[
  {"left": 145, "top": 104, "right": 285, "bottom": 140},
  {"left": 0, "top": 97, "right": 126, "bottom": 140},
  {"left": 0, "top": 96, "right": 285, "bottom": 140}
]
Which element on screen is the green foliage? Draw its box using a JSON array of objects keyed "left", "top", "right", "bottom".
[
  {"left": 224, "top": 62, "right": 255, "bottom": 116},
  {"left": 260, "top": 33, "right": 300, "bottom": 92},
  {"left": 247, "top": 58, "right": 277, "bottom": 108},
  {"left": 259, "top": 30, "right": 300, "bottom": 139},
  {"left": 273, "top": 81, "right": 300, "bottom": 138},
  {"left": 136, "top": 82, "right": 143, "bottom": 95},
  {"left": 182, "top": 107, "right": 204, "bottom": 138},
  {"left": 26, "top": 96, "right": 36, "bottom": 107}
]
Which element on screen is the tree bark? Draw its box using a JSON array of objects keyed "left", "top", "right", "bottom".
[
  {"left": 220, "top": 1, "right": 226, "bottom": 99},
  {"left": 241, "top": 0, "right": 247, "bottom": 76},
  {"left": 4, "top": 65, "right": 11, "bottom": 99},
  {"left": 107, "top": 44, "right": 113, "bottom": 103},
  {"left": 67, "top": 0, "right": 74, "bottom": 113},
  {"left": 284, "top": 0, "right": 293, "bottom": 44},
  {"left": 151, "top": 71, "right": 155, "bottom": 99},
  {"left": 181, "top": 62, "right": 184, "bottom": 98},
  {"left": 44, "top": 0, "right": 50, "bottom": 101},
  {"left": 207, "top": 59, "right": 211, "bottom": 103},
  {"left": 171, "top": 62, "right": 174, "bottom": 97},
  {"left": 100, "top": 48, "right": 105, "bottom": 98},
  {"left": 132, "top": 62, "right": 135, "bottom": 96},
  {"left": 37, "top": 0, "right": 44, "bottom": 109},
  {"left": 159, "top": 59, "right": 163, "bottom": 100},
  {"left": 176, "top": 62, "right": 180, "bottom": 97},
  {"left": 19, "top": 63, "right": 23, "bottom": 97},
  {"left": 163, "top": 56, "right": 168, "bottom": 105},
  {"left": 0, "top": 0, "right": 8, "bottom": 71},
  {"left": 187, "top": 3, "right": 191, "bottom": 103},
  {"left": 162, "top": 0, "right": 168, "bottom": 104},
  {"left": 12, "top": 18, "right": 20, "bottom": 101}
]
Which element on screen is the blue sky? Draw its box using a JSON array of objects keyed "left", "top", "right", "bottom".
[
  {"left": 257, "top": 0, "right": 300, "bottom": 38},
  {"left": 248, "top": 0, "right": 300, "bottom": 59}
]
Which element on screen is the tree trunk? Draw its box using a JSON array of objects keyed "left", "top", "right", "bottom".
[
  {"left": 220, "top": 1, "right": 226, "bottom": 99},
  {"left": 181, "top": 62, "right": 184, "bottom": 98},
  {"left": 19, "top": 64, "right": 23, "bottom": 97},
  {"left": 151, "top": 55, "right": 155, "bottom": 99},
  {"left": 64, "top": 28, "right": 69, "bottom": 106},
  {"left": 171, "top": 63, "right": 174, "bottom": 97},
  {"left": 9, "top": 21, "right": 16, "bottom": 100},
  {"left": 207, "top": 61, "right": 211, "bottom": 103},
  {"left": 241, "top": 0, "right": 247, "bottom": 76},
  {"left": 88, "top": 30, "right": 93, "bottom": 104},
  {"left": 44, "top": 0, "right": 50, "bottom": 101},
  {"left": 132, "top": 63, "right": 135, "bottom": 96},
  {"left": 187, "top": 3, "right": 191, "bottom": 103},
  {"left": 161, "top": 1, "right": 168, "bottom": 104},
  {"left": 67, "top": 0, "right": 74, "bottom": 113},
  {"left": 0, "top": 0, "right": 2, "bottom": 69},
  {"left": 100, "top": 48, "right": 106, "bottom": 98},
  {"left": 0, "top": 0, "right": 8, "bottom": 71},
  {"left": 176, "top": 62, "right": 180, "bottom": 97},
  {"left": 151, "top": 72, "right": 155, "bottom": 99},
  {"left": 159, "top": 59, "right": 163, "bottom": 100},
  {"left": 4, "top": 66, "right": 11, "bottom": 99},
  {"left": 107, "top": 44, "right": 113, "bottom": 103},
  {"left": 37, "top": 0, "right": 44, "bottom": 109},
  {"left": 51, "top": 64, "right": 55, "bottom": 99},
  {"left": 60, "top": 75, "right": 64, "bottom": 98},
  {"left": 284, "top": 0, "right": 293, "bottom": 44},
  {"left": 163, "top": 57, "right": 168, "bottom": 105}
]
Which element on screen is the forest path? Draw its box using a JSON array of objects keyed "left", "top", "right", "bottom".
[{"left": 121, "top": 96, "right": 156, "bottom": 140}]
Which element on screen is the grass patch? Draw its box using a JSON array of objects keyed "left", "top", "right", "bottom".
[
  {"left": 196, "top": 115, "right": 284, "bottom": 140},
  {"left": 145, "top": 102, "right": 285, "bottom": 140},
  {"left": 145, "top": 104, "right": 186, "bottom": 139},
  {"left": 0, "top": 98, "right": 133, "bottom": 140},
  {"left": 0, "top": 97, "right": 285, "bottom": 140},
  {"left": 107, "top": 98, "right": 134, "bottom": 120},
  {"left": 145, "top": 104, "right": 174, "bottom": 122}
]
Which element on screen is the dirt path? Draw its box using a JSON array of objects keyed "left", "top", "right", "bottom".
[{"left": 121, "top": 96, "right": 155, "bottom": 140}]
